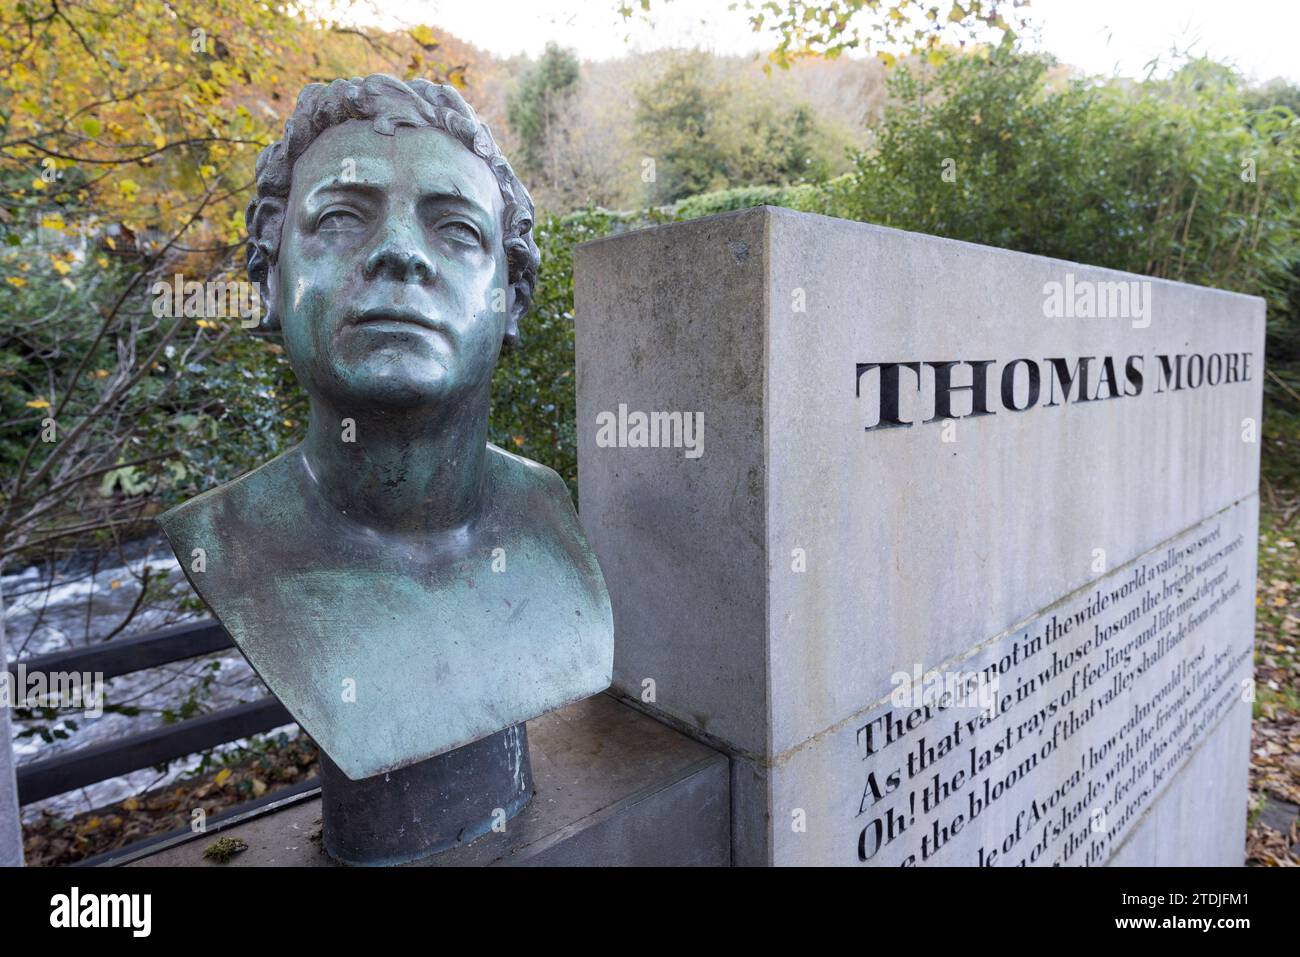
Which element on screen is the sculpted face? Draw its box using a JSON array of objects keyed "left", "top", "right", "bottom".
[{"left": 274, "top": 119, "right": 511, "bottom": 409}]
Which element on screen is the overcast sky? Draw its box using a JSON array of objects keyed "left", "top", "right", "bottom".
[{"left": 353, "top": 0, "right": 1296, "bottom": 84}]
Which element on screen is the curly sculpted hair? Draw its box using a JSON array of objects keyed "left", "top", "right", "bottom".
[{"left": 245, "top": 75, "right": 540, "bottom": 343}]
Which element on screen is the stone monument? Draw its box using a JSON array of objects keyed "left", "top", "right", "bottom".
[
  {"left": 576, "top": 205, "right": 1262, "bottom": 866},
  {"left": 159, "top": 75, "right": 614, "bottom": 865}
]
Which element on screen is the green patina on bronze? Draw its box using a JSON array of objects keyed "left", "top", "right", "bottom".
[{"left": 158, "top": 77, "right": 613, "bottom": 781}]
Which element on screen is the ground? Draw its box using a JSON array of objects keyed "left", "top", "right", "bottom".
[
  {"left": 22, "top": 734, "right": 318, "bottom": 866},
  {"left": 1246, "top": 376, "right": 1300, "bottom": 867}
]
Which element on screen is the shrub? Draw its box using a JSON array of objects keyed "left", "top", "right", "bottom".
[
  {"left": 488, "top": 208, "right": 637, "bottom": 494},
  {"left": 673, "top": 176, "right": 851, "bottom": 219},
  {"left": 837, "top": 51, "right": 1300, "bottom": 355}
]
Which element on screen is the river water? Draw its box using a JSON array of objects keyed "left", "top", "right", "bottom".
[{"left": 2, "top": 534, "right": 289, "bottom": 823}]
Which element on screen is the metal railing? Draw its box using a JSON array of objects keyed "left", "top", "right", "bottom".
[{"left": 8, "top": 621, "right": 293, "bottom": 805}]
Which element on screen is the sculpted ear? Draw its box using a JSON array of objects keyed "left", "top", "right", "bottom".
[
  {"left": 247, "top": 196, "right": 286, "bottom": 336},
  {"left": 500, "top": 207, "right": 536, "bottom": 351},
  {"left": 502, "top": 281, "right": 528, "bottom": 350}
]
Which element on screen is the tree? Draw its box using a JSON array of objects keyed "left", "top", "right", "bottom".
[
  {"left": 0, "top": 0, "right": 468, "bottom": 752},
  {"left": 634, "top": 50, "right": 730, "bottom": 203},
  {"left": 621, "top": 0, "right": 1029, "bottom": 70},
  {"left": 634, "top": 50, "right": 847, "bottom": 204},
  {"left": 506, "top": 42, "right": 581, "bottom": 185}
]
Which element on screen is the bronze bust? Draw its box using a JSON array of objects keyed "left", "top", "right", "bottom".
[{"left": 159, "top": 76, "right": 614, "bottom": 783}]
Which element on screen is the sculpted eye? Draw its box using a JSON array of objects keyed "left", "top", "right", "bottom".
[
  {"left": 440, "top": 219, "right": 482, "bottom": 246},
  {"left": 318, "top": 208, "right": 365, "bottom": 232}
]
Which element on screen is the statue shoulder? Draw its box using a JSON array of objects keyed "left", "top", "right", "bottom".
[
  {"left": 156, "top": 448, "right": 304, "bottom": 553},
  {"left": 485, "top": 443, "right": 574, "bottom": 509}
]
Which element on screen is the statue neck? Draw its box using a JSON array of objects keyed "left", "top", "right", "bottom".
[{"left": 298, "top": 387, "right": 490, "bottom": 537}]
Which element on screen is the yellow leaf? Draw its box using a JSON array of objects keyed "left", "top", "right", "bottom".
[
  {"left": 110, "top": 579, "right": 121, "bottom": 590},
  {"left": 6, "top": 276, "right": 27, "bottom": 288},
  {"left": 97, "top": 256, "right": 110, "bottom": 268},
  {"left": 118, "top": 180, "right": 139, "bottom": 199},
  {"left": 409, "top": 24, "right": 437, "bottom": 48},
  {"left": 52, "top": 258, "right": 71, "bottom": 275},
  {"left": 31, "top": 178, "right": 47, "bottom": 191},
  {"left": 214, "top": 768, "right": 232, "bottom": 786},
  {"left": 513, "top": 435, "right": 525, "bottom": 447},
  {"left": 122, "top": 797, "right": 140, "bottom": 812},
  {"left": 25, "top": 398, "right": 49, "bottom": 409},
  {"left": 877, "top": 51, "right": 898, "bottom": 68},
  {"left": 41, "top": 215, "right": 66, "bottom": 231}
]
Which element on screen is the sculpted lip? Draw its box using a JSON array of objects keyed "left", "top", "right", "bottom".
[{"left": 348, "top": 307, "right": 446, "bottom": 335}]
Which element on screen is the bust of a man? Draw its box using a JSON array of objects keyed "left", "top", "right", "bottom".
[{"left": 159, "top": 76, "right": 613, "bottom": 781}]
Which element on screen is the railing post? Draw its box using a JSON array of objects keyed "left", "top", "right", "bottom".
[{"left": 0, "top": 581, "right": 24, "bottom": 865}]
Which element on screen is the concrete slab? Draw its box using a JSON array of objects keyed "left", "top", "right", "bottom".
[{"left": 125, "top": 694, "right": 729, "bottom": 867}]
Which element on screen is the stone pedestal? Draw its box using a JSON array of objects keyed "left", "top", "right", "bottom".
[
  {"left": 320, "top": 724, "right": 532, "bottom": 866},
  {"left": 124, "top": 695, "right": 728, "bottom": 867}
]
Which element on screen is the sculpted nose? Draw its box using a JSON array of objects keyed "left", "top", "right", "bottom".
[{"left": 363, "top": 225, "right": 435, "bottom": 284}]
